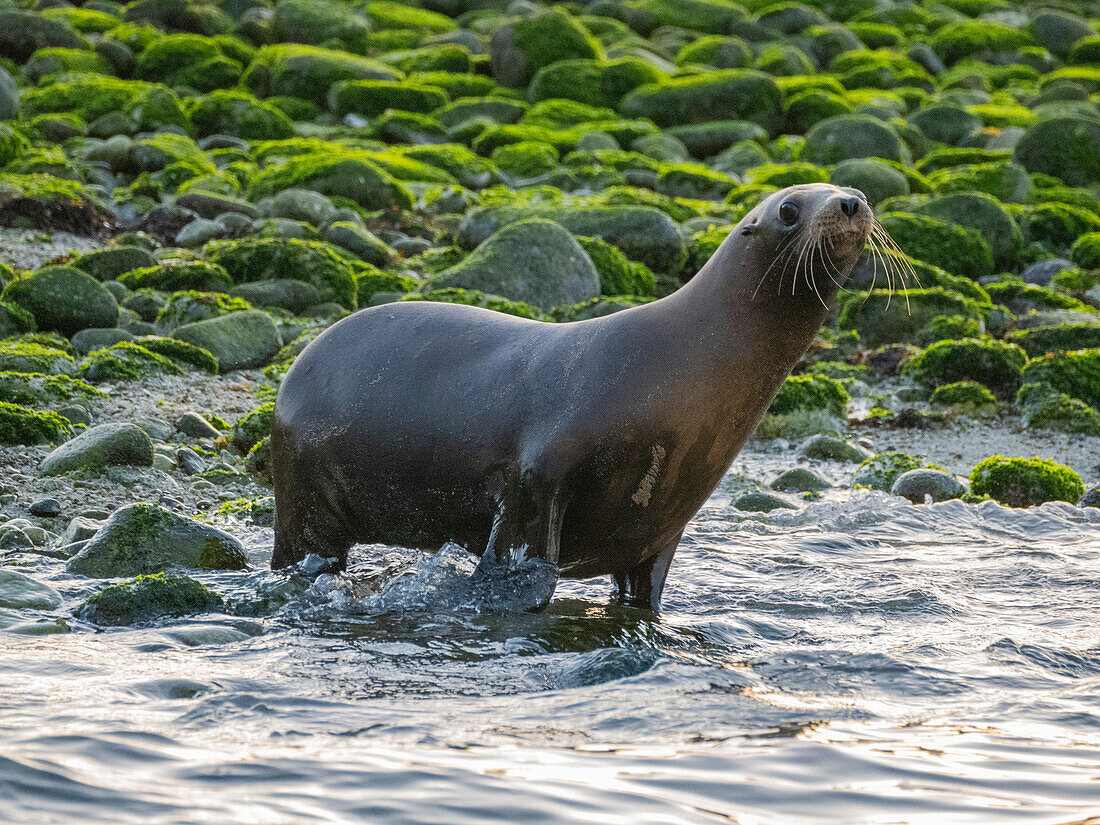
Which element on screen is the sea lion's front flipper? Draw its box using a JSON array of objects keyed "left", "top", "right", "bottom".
[
  {"left": 612, "top": 530, "right": 682, "bottom": 611},
  {"left": 471, "top": 471, "right": 563, "bottom": 611}
]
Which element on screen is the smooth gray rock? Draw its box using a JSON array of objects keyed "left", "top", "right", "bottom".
[
  {"left": 269, "top": 188, "right": 337, "bottom": 227},
  {"left": 175, "top": 219, "right": 226, "bottom": 248},
  {"left": 40, "top": 423, "right": 154, "bottom": 476},
  {"left": 1078, "top": 485, "right": 1100, "bottom": 508},
  {"left": 891, "top": 469, "right": 966, "bottom": 504},
  {"left": 0, "top": 569, "right": 61, "bottom": 609},
  {"left": 72, "top": 327, "right": 134, "bottom": 355},
  {"left": 1021, "top": 258, "right": 1072, "bottom": 286},
  {"left": 173, "top": 310, "right": 282, "bottom": 371},
  {"left": 65, "top": 503, "right": 248, "bottom": 578},
  {"left": 177, "top": 412, "right": 221, "bottom": 438}
]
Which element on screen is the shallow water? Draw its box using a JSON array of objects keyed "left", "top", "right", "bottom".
[{"left": 4, "top": 487, "right": 1100, "bottom": 824}]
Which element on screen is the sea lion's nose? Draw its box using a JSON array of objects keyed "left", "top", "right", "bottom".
[{"left": 839, "top": 196, "right": 861, "bottom": 219}]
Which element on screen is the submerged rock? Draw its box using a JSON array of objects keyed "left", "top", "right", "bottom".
[
  {"left": 770, "top": 467, "right": 830, "bottom": 492},
  {"left": 66, "top": 503, "right": 248, "bottom": 578},
  {"left": 76, "top": 571, "right": 223, "bottom": 626},
  {"left": 0, "top": 569, "right": 61, "bottom": 610},
  {"left": 40, "top": 422, "right": 153, "bottom": 475},
  {"left": 732, "top": 491, "right": 797, "bottom": 512}
]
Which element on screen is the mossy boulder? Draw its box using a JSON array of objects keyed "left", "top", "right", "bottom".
[
  {"left": 119, "top": 262, "right": 232, "bottom": 294},
  {"left": 242, "top": 44, "right": 399, "bottom": 105},
  {"left": 913, "top": 193, "right": 1023, "bottom": 271},
  {"left": 0, "top": 302, "right": 37, "bottom": 339},
  {"left": 2, "top": 267, "right": 118, "bottom": 337},
  {"left": 25, "top": 47, "right": 111, "bottom": 83},
  {"left": 0, "top": 401, "right": 71, "bottom": 445},
  {"left": 1018, "top": 382, "right": 1100, "bottom": 437},
  {"left": 576, "top": 236, "right": 656, "bottom": 297},
  {"left": 837, "top": 288, "right": 984, "bottom": 347},
  {"left": 906, "top": 338, "right": 1027, "bottom": 397},
  {"left": 66, "top": 503, "right": 248, "bottom": 578},
  {"left": 1019, "top": 348, "right": 1100, "bottom": 409},
  {"left": 803, "top": 115, "right": 908, "bottom": 165},
  {"left": 929, "top": 20, "right": 1031, "bottom": 66},
  {"left": 909, "top": 105, "right": 980, "bottom": 146},
  {"left": 619, "top": 70, "right": 783, "bottom": 134},
  {"left": 156, "top": 291, "right": 251, "bottom": 329},
  {"left": 1070, "top": 233, "right": 1100, "bottom": 270},
  {"left": 930, "top": 380, "right": 998, "bottom": 413},
  {"left": 79, "top": 341, "right": 183, "bottom": 383},
  {"left": 21, "top": 73, "right": 189, "bottom": 133},
  {"left": 271, "top": 0, "right": 371, "bottom": 53},
  {"left": 433, "top": 219, "right": 599, "bottom": 313},
  {"left": 0, "top": 11, "right": 86, "bottom": 62},
  {"left": 206, "top": 238, "right": 357, "bottom": 310},
  {"left": 853, "top": 452, "right": 925, "bottom": 491},
  {"left": 323, "top": 223, "right": 395, "bottom": 269},
  {"left": 76, "top": 571, "right": 223, "bottom": 626},
  {"left": 1007, "top": 325, "right": 1100, "bottom": 357},
  {"left": 70, "top": 246, "right": 157, "bottom": 281},
  {"left": 529, "top": 57, "right": 663, "bottom": 109},
  {"left": 135, "top": 336, "right": 219, "bottom": 374},
  {"left": 491, "top": 141, "right": 559, "bottom": 179},
  {"left": 1015, "top": 118, "right": 1100, "bottom": 187},
  {"left": 457, "top": 205, "right": 685, "bottom": 274},
  {"left": 1022, "top": 203, "right": 1100, "bottom": 253},
  {"left": 0, "top": 342, "right": 75, "bottom": 375},
  {"left": 490, "top": 8, "right": 603, "bottom": 89},
  {"left": 327, "top": 80, "right": 449, "bottom": 118},
  {"left": 970, "top": 456, "right": 1084, "bottom": 508},
  {"left": 173, "top": 310, "right": 281, "bottom": 372},
  {"left": 877, "top": 212, "right": 993, "bottom": 280},
  {"left": 926, "top": 161, "right": 1032, "bottom": 204},
  {"left": 248, "top": 151, "right": 412, "bottom": 212},
  {"left": 1031, "top": 10, "right": 1094, "bottom": 58},
  {"left": 0, "top": 372, "right": 104, "bottom": 407},
  {"left": 135, "top": 33, "right": 240, "bottom": 92},
  {"left": 829, "top": 158, "right": 909, "bottom": 206},
  {"left": 40, "top": 421, "right": 152, "bottom": 475},
  {"left": 232, "top": 402, "right": 273, "bottom": 453},
  {"left": 189, "top": 90, "right": 294, "bottom": 141},
  {"left": 768, "top": 374, "right": 849, "bottom": 416}
]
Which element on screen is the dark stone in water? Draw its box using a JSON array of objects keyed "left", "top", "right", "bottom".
[
  {"left": 891, "top": 469, "right": 966, "bottom": 504},
  {"left": 1079, "top": 485, "right": 1100, "bottom": 509},
  {"left": 732, "top": 491, "right": 798, "bottom": 512},
  {"left": 28, "top": 498, "right": 61, "bottom": 517},
  {"left": 770, "top": 467, "right": 830, "bottom": 492}
]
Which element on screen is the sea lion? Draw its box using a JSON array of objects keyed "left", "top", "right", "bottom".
[{"left": 271, "top": 183, "right": 875, "bottom": 609}]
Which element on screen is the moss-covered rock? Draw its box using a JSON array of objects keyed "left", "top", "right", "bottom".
[
  {"left": 66, "top": 502, "right": 247, "bottom": 578},
  {"left": 232, "top": 402, "right": 273, "bottom": 453},
  {"left": 156, "top": 290, "right": 251, "bottom": 329},
  {"left": 491, "top": 141, "right": 559, "bottom": 179},
  {"left": 852, "top": 452, "right": 925, "bottom": 492},
  {"left": 0, "top": 341, "right": 75, "bottom": 376},
  {"left": 913, "top": 193, "right": 1023, "bottom": 271},
  {"left": 2, "top": 267, "right": 118, "bottom": 337},
  {"left": 271, "top": 0, "right": 370, "bottom": 53},
  {"left": 79, "top": 341, "right": 183, "bottom": 383},
  {"left": 906, "top": 338, "right": 1027, "bottom": 397},
  {"left": 829, "top": 158, "right": 909, "bottom": 206},
  {"left": 135, "top": 32, "right": 240, "bottom": 92},
  {"left": 837, "top": 288, "right": 984, "bottom": 347},
  {"left": 1018, "top": 382, "right": 1100, "bottom": 437},
  {"left": 21, "top": 73, "right": 189, "bottom": 133},
  {"left": 25, "top": 47, "right": 111, "bottom": 83},
  {"left": 1019, "top": 348, "right": 1100, "bottom": 409},
  {"left": 457, "top": 204, "right": 685, "bottom": 274},
  {"left": 206, "top": 237, "right": 357, "bottom": 310},
  {"left": 327, "top": 79, "right": 449, "bottom": 118},
  {"left": 248, "top": 149, "right": 412, "bottom": 212},
  {"left": 575, "top": 235, "right": 656, "bottom": 297},
  {"left": 242, "top": 44, "right": 399, "bottom": 104},
  {"left": 76, "top": 571, "right": 223, "bottom": 626},
  {"left": 1022, "top": 203, "right": 1100, "bottom": 253},
  {"left": 619, "top": 70, "right": 783, "bottom": 135},
  {"left": 173, "top": 310, "right": 282, "bottom": 372},
  {"left": 930, "top": 379, "right": 998, "bottom": 413},
  {"left": 119, "top": 262, "right": 233, "bottom": 294},
  {"left": 135, "top": 336, "right": 219, "bottom": 374},
  {"left": 433, "top": 219, "right": 599, "bottom": 313},
  {"left": 0, "top": 372, "right": 105, "bottom": 407},
  {"left": 1007, "top": 325, "right": 1100, "bottom": 357},
  {"left": 70, "top": 246, "right": 157, "bottom": 282},
  {"left": 877, "top": 212, "right": 993, "bottom": 279},
  {"left": 768, "top": 373, "right": 849, "bottom": 416},
  {"left": 490, "top": 8, "right": 603, "bottom": 89},
  {"left": 804, "top": 114, "right": 908, "bottom": 165},
  {"left": 1015, "top": 117, "right": 1100, "bottom": 187},
  {"left": 399, "top": 288, "right": 549, "bottom": 321},
  {"left": 40, "top": 421, "right": 152, "bottom": 475},
  {"left": 0, "top": 401, "right": 72, "bottom": 445},
  {"left": 969, "top": 456, "right": 1084, "bottom": 508},
  {"left": 529, "top": 57, "right": 663, "bottom": 109},
  {"left": 188, "top": 90, "right": 294, "bottom": 141},
  {"left": 0, "top": 10, "right": 87, "bottom": 62},
  {"left": 0, "top": 301, "right": 37, "bottom": 339}
]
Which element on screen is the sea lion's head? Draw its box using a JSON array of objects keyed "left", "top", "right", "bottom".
[{"left": 738, "top": 183, "right": 877, "bottom": 305}]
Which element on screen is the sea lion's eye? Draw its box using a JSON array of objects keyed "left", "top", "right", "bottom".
[{"left": 779, "top": 201, "right": 800, "bottom": 226}]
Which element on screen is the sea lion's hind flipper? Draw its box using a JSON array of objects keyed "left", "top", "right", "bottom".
[{"left": 612, "top": 530, "right": 682, "bottom": 611}]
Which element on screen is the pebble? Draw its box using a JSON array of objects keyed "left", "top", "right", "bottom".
[{"left": 28, "top": 498, "right": 61, "bottom": 518}]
